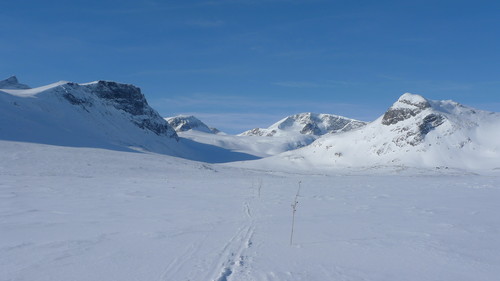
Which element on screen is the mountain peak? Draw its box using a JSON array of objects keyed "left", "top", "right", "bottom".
[
  {"left": 0, "top": 76, "right": 31, "bottom": 89},
  {"left": 382, "top": 93, "right": 432, "bottom": 126},
  {"left": 5, "top": 75, "right": 19, "bottom": 84},
  {"left": 394, "top": 93, "right": 431, "bottom": 109},
  {"left": 165, "top": 115, "right": 218, "bottom": 134}
]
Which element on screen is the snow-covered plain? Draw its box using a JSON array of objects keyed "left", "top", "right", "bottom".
[{"left": 2, "top": 140, "right": 500, "bottom": 281}]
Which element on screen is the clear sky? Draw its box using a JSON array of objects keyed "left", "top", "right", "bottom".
[{"left": 2, "top": 0, "right": 499, "bottom": 134}]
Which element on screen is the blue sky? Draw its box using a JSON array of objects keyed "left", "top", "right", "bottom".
[{"left": 2, "top": 0, "right": 499, "bottom": 133}]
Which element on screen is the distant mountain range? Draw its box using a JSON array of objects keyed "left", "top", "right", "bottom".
[
  {"left": 240, "top": 112, "right": 366, "bottom": 137},
  {"left": 1, "top": 76, "right": 499, "bottom": 170}
]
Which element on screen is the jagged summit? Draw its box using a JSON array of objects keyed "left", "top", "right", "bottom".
[
  {"left": 0, "top": 76, "right": 30, "bottom": 89},
  {"left": 241, "top": 112, "right": 366, "bottom": 137},
  {"left": 165, "top": 115, "right": 219, "bottom": 134}
]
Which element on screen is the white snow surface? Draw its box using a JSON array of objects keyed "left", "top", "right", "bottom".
[
  {"left": 1, "top": 140, "right": 500, "bottom": 281},
  {"left": 177, "top": 130, "right": 317, "bottom": 158}
]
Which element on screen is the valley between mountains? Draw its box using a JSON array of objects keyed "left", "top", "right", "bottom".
[{"left": 1, "top": 76, "right": 499, "bottom": 281}]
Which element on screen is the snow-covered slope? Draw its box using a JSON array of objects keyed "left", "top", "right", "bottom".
[
  {"left": 249, "top": 93, "right": 500, "bottom": 171},
  {"left": 165, "top": 115, "right": 220, "bottom": 134},
  {"left": 177, "top": 129, "right": 318, "bottom": 158},
  {"left": 240, "top": 112, "right": 366, "bottom": 137}
]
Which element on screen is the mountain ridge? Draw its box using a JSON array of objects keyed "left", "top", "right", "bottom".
[{"left": 240, "top": 112, "right": 366, "bottom": 137}]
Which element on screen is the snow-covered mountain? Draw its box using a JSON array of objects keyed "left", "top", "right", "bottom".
[
  {"left": 0, "top": 75, "right": 30, "bottom": 89},
  {"left": 165, "top": 115, "right": 220, "bottom": 134},
  {"left": 0, "top": 77, "right": 262, "bottom": 163},
  {"left": 2, "top": 77, "right": 498, "bottom": 170},
  {"left": 0, "top": 78, "right": 181, "bottom": 152},
  {"left": 248, "top": 93, "right": 500, "bottom": 171},
  {"left": 240, "top": 112, "right": 366, "bottom": 137}
]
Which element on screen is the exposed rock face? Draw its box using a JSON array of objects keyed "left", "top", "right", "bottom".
[
  {"left": 165, "top": 115, "right": 216, "bottom": 134},
  {"left": 242, "top": 128, "right": 277, "bottom": 137},
  {"left": 382, "top": 93, "right": 432, "bottom": 125},
  {"left": 419, "top": 113, "right": 446, "bottom": 136},
  {"left": 79, "top": 81, "right": 178, "bottom": 138},
  {"left": 85, "top": 81, "right": 149, "bottom": 116},
  {"left": 380, "top": 93, "right": 448, "bottom": 147},
  {"left": 241, "top": 113, "right": 366, "bottom": 137}
]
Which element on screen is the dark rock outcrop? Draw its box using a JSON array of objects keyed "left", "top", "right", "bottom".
[
  {"left": 382, "top": 94, "right": 432, "bottom": 126},
  {"left": 83, "top": 81, "right": 178, "bottom": 139}
]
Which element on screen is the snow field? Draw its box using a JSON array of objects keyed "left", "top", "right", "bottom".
[{"left": 1, "top": 141, "right": 500, "bottom": 281}]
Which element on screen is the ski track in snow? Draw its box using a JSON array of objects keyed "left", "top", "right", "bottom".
[
  {"left": 157, "top": 234, "right": 208, "bottom": 281},
  {"left": 211, "top": 224, "right": 255, "bottom": 281},
  {"left": 209, "top": 198, "right": 256, "bottom": 281}
]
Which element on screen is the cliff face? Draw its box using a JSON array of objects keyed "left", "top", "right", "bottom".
[{"left": 81, "top": 81, "right": 178, "bottom": 139}]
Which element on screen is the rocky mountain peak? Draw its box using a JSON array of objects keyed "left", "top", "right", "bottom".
[
  {"left": 0, "top": 76, "right": 31, "bottom": 89},
  {"left": 382, "top": 93, "right": 432, "bottom": 126},
  {"left": 165, "top": 115, "right": 216, "bottom": 134}
]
